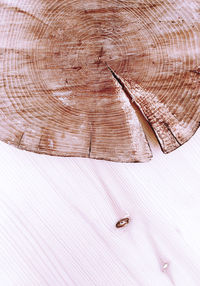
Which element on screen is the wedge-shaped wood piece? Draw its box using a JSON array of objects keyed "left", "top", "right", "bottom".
[{"left": 0, "top": 0, "right": 199, "bottom": 162}]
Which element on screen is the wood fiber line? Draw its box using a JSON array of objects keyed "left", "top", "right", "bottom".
[{"left": 0, "top": 0, "right": 199, "bottom": 162}]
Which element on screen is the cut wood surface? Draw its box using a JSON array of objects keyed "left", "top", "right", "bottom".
[{"left": 0, "top": 0, "right": 199, "bottom": 162}]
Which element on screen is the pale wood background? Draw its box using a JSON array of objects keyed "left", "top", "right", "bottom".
[{"left": 0, "top": 129, "right": 199, "bottom": 286}]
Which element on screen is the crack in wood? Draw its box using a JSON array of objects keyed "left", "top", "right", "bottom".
[
  {"left": 18, "top": 132, "right": 24, "bottom": 148},
  {"left": 38, "top": 128, "right": 44, "bottom": 151},
  {"left": 107, "top": 65, "right": 134, "bottom": 104},
  {"left": 88, "top": 122, "right": 93, "bottom": 158},
  {"left": 107, "top": 65, "right": 183, "bottom": 151},
  {"left": 99, "top": 47, "right": 104, "bottom": 59},
  {"left": 88, "top": 132, "right": 92, "bottom": 158},
  {"left": 163, "top": 122, "right": 181, "bottom": 146},
  {"left": 1, "top": 2, "right": 199, "bottom": 162},
  {"left": 106, "top": 65, "right": 157, "bottom": 151}
]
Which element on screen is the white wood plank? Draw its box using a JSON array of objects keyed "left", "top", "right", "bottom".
[{"left": 0, "top": 130, "right": 199, "bottom": 285}]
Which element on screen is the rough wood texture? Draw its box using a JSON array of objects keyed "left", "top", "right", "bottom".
[{"left": 0, "top": 0, "right": 199, "bottom": 162}]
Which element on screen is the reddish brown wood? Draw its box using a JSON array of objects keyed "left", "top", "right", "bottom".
[{"left": 0, "top": 0, "right": 199, "bottom": 162}]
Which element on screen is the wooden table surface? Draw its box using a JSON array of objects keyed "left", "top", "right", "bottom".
[{"left": 0, "top": 129, "right": 200, "bottom": 286}]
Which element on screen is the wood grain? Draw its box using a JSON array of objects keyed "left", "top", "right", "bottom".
[
  {"left": 0, "top": 130, "right": 200, "bottom": 285},
  {"left": 0, "top": 0, "right": 199, "bottom": 162}
]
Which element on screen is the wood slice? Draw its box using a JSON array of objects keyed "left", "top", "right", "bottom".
[{"left": 0, "top": 0, "right": 199, "bottom": 162}]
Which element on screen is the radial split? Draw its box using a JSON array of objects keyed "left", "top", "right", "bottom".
[{"left": 0, "top": 0, "right": 199, "bottom": 162}]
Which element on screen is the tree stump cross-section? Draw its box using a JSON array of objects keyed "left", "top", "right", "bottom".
[{"left": 0, "top": 0, "right": 199, "bottom": 162}]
